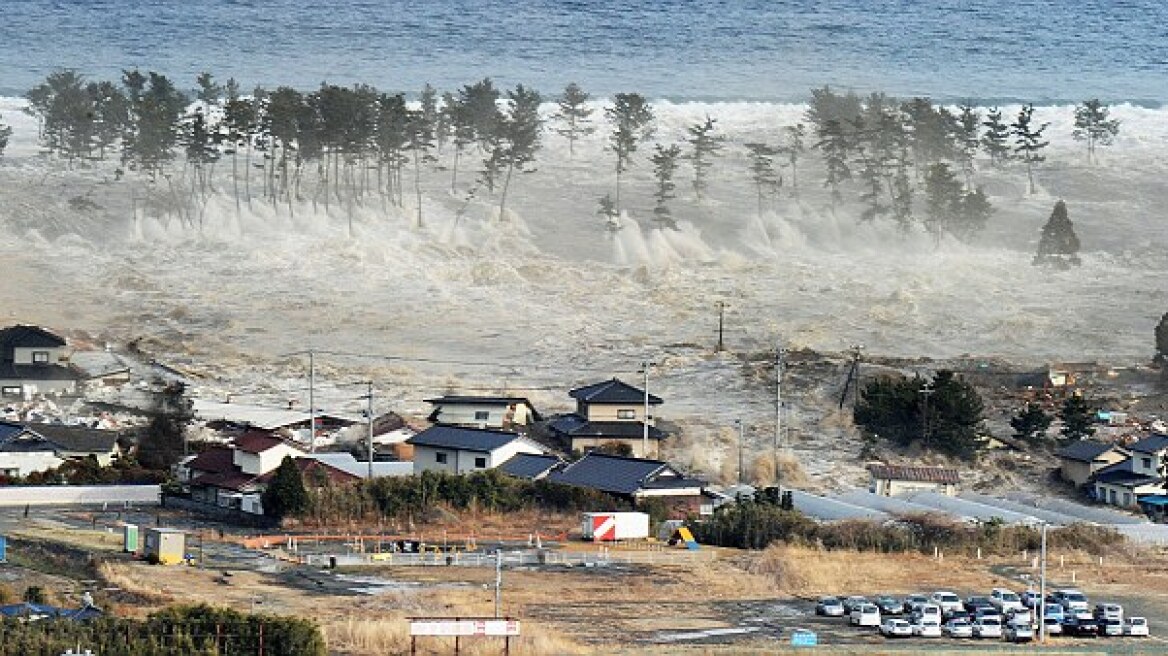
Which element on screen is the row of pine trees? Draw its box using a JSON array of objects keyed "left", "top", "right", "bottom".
[{"left": 4, "top": 70, "right": 1122, "bottom": 241}]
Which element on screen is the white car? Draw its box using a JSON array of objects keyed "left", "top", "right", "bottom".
[
  {"left": 942, "top": 618, "right": 973, "bottom": 638},
  {"left": 1124, "top": 616, "right": 1150, "bottom": 637},
  {"left": 930, "top": 591, "right": 963, "bottom": 616},
  {"left": 1053, "top": 588, "right": 1089, "bottom": 614},
  {"left": 1099, "top": 618, "right": 1124, "bottom": 637},
  {"left": 1041, "top": 616, "right": 1063, "bottom": 636},
  {"left": 912, "top": 619, "right": 943, "bottom": 638},
  {"left": 880, "top": 618, "right": 913, "bottom": 638},
  {"left": 850, "top": 603, "right": 881, "bottom": 627},
  {"left": 990, "top": 588, "right": 1024, "bottom": 614},
  {"left": 1006, "top": 607, "right": 1032, "bottom": 625},
  {"left": 1004, "top": 620, "right": 1034, "bottom": 643},
  {"left": 1094, "top": 602, "right": 1123, "bottom": 622},
  {"left": 971, "top": 616, "right": 1003, "bottom": 639},
  {"left": 913, "top": 603, "right": 942, "bottom": 624},
  {"left": 1021, "top": 589, "right": 1042, "bottom": 608}
]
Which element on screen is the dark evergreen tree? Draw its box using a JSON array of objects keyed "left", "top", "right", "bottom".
[
  {"left": 1072, "top": 98, "right": 1120, "bottom": 165},
  {"left": 138, "top": 379, "right": 192, "bottom": 470},
  {"left": 194, "top": 71, "right": 222, "bottom": 105},
  {"left": 854, "top": 370, "right": 986, "bottom": 458},
  {"left": 86, "top": 80, "right": 129, "bottom": 160},
  {"left": 25, "top": 70, "right": 95, "bottom": 162},
  {"left": 1010, "top": 403, "right": 1053, "bottom": 442},
  {"left": 222, "top": 79, "right": 257, "bottom": 212},
  {"left": 407, "top": 99, "right": 437, "bottom": 227},
  {"left": 122, "top": 70, "right": 188, "bottom": 179},
  {"left": 605, "top": 92, "right": 655, "bottom": 213},
  {"left": 1058, "top": 394, "right": 1096, "bottom": 441},
  {"left": 419, "top": 83, "right": 442, "bottom": 150},
  {"left": 778, "top": 123, "right": 807, "bottom": 189},
  {"left": 649, "top": 143, "right": 681, "bottom": 228},
  {"left": 980, "top": 107, "right": 1010, "bottom": 167},
  {"left": 443, "top": 90, "right": 472, "bottom": 192},
  {"left": 923, "top": 162, "right": 961, "bottom": 240},
  {"left": 954, "top": 105, "right": 981, "bottom": 185},
  {"left": 1011, "top": 103, "right": 1049, "bottom": 194},
  {"left": 686, "top": 115, "right": 723, "bottom": 200},
  {"left": 804, "top": 86, "right": 863, "bottom": 144},
  {"left": 1033, "top": 199, "right": 1082, "bottom": 268},
  {"left": 890, "top": 160, "right": 914, "bottom": 232},
  {"left": 491, "top": 84, "right": 542, "bottom": 217},
  {"left": 901, "top": 97, "right": 955, "bottom": 175},
  {"left": 744, "top": 142, "right": 780, "bottom": 217},
  {"left": 597, "top": 192, "right": 619, "bottom": 231},
  {"left": 952, "top": 186, "right": 993, "bottom": 241},
  {"left": 262, "top": 455, "right": 309, "bottom": 520},
  {"left": 553, "top": 82, "right": 595, "bottom": 158},
  {"left": 1156, "top": 311, "right": 1168, "bottom": 365},
  {"left": 0, "top": 115, "right": 11, "bottom": 157},
  {"left": 815, "top": 118, "right": 851, "bottom": 206}
]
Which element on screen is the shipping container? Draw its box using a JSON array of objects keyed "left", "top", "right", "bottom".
[
  {"left": 581, "top": 512, "right": 649, "bottom": 541},
  {"left": 144, "top": 528, "right": 186, "bottom": 565}
]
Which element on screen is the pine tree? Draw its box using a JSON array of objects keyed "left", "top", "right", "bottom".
[
  {"left": 980, "top": 107, "right": 1010, "bottom": 167},
  {"left": 492, "top": 84, "right": 542, "bottom": 218},
  {"left": 687, "top": 115, "right": 723, "bottom": 200},
  {"left": 597, "top": 193, "right": 619, "bottom": 231},
  {"left": 1011, "top": 104, "right": 1049, "bottom": 194},
  {"left": 605, "top": 92, "right": 655, "bottom": 213},
  {"left": 649, "top": 143, "right": 681, "bottom": 228},
  {"left": 1058, "top": 394, "right": 1096, "bottom": 441},
  {"left": 952, "top": 186, "right": 993, "bottom": 242},
  {"left": 553, "top": 82, "right": 595, "bottom": 158},
  {"left": 0, "top": 115, "right": 11, "bottom": 157},
  {"left": 419, "top": 83, "right": 442, "bottom": 149},
  {"left": 923, "top": 163, "right": 961, "bottom": 241},
  {"left": 1033, "top": 199, "right": 1082, "bottom": 268},
  {"left": 262, "top": 456, "right": 309, "bottom": 520},
  {"left": 744, "top": 142, "right": 780, "bottom": 218},
  {"left": 890, "top": 160, "right": 914, "bottom": 232},
  {"left": 1072, "top": 98, "right": 1120, "bottom": 165},
  {"left": 778, "top": 124, "right": 807, "bottom": 189},
  {"left": 1010, "top": 403, "right": 1052, "bottom": 442},
  {"left": 815, "top": 118, "right": 851, "bottom": 206},
  {"left": 954, "top": 105, "right": 981, "bottom": 185}
]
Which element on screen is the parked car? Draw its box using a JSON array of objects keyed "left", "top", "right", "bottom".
[
  {"left": 930, "top": 591, "right": 963, "bottom": 616},
  {"left": 972, "top": 616, "right": 1003, "bottom": 639},
  {"left": 964, "top": 595, "right": 993, "bottom": 614},
  {"left": 946, "top": 609, "right": 971, "bottom": 623},
  {"left": 816, "top": 596, "right": 845, "bottom": 617},
  {"left": 942, "top": 618, "right": 973, "bottom": 638},
  {"left": 1123, "top": 616, "right": 1150, "bottom": 637},
  {"left": 990, "top": 588, "right": 1025, "bottom": 614},
  {"left": 973, "top": 606, "right": 1001, "bottom": 620},
  {"left": 843, "top": 595, "right": 870, "bottom": 613},
  {"left": 1041, "top": 616, "right": 1063, "bottom": 636},
  {"left": 1093, "top": 602, "right": 1123, "bottom": 622},
  {"left": 1021, "top": 589, "right": 1044, "bottom": 608},
  {"left": 1098, "top": 618, "right": 1124, "bottom": 637},
  {"left": 1006, "top": 607, "right": 1032, "bottom": 625},
  {"left": 1043, "top": 603, "right": 1065, "bottom": 623},
  {"left": 1004, "top": 619, "right": 1034, "bottom": 643},
  {"left": 903, "top": 594, "right": 930, "bottom": 614},
  {"left": 1052, "top": 589, "right": 1089, "bottom": 614},
  {"left": 850, "top": 603, "right": 881, "bottom": 627},
  {"left": 1061, "top": 616, "right": 1099, "bottom": 637},
  {"left": 879, "top": 618, "right": 913, "bottom": 638},
  {"left": 913, "top": 603, "right": 942, "bottom": 624},
  {"left": 874, "top": 596, "right": 902, "bottom": 616},
  {"left": 912, "top": 618, "right": 943, "bottom": 638}
]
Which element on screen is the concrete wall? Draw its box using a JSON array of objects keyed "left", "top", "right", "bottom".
[
  {"left": 0, "top": 485, "right": 161, "bottom": 506},
  {"left": 0, "top": 452, "right": 65, "bottom": 478},
  {"left": 871, "top": 479, "right": 956, "bottom": 497},
  {"left": 570, "top": 435, "right": 660, "bottom": 459}
]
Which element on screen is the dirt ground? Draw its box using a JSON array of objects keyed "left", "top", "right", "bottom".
[{"left": 3, "top": 508, "right": 1168, "bottom": 655}]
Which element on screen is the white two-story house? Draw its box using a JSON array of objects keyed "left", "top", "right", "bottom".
[
  {"left": 0, "top": 325, "right": 79, "bottom": 398},
  {"left": 1093, "top": 434, "right": 1168, "bottom": 508},
  {"left": 424, "top": 395, "right": 541, "bottom": 430},
  {"left": 407, "top": 426, "right": 546, "bottom": 475}
]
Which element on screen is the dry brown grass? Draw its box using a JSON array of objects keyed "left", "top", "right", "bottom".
[{"left": 324, "top": 616, "right": 590, "bottom": 656}]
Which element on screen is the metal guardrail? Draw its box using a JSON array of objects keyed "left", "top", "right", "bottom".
[{"left": 302, "top": 548, "right": 715, "bottom": 568}]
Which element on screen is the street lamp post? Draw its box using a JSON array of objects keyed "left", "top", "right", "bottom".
[
  {"left": 640, "top": 360, "right": 656, "bottom": 457},
  {"left": 736, "top": 419, "right": 745, "bottom": 484}
]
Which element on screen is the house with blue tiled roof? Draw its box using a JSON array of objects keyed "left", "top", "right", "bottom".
[
  {"left": 407, "top": 425, "right": 547, "bottom": 475},
  {"left": 1055, "top": 439, "right": 1130, "bottom": 487},
  {"left": 548, "top": 378, "right": 667, "bottom": 458},
  {"left": 547, "top": 451, "right": 708, "bottom": 517}
]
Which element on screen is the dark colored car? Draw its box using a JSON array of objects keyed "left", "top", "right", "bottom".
[
  {"left": 946, "top": 609, "right": 971, "bottom": 623},
  {"left": 1062, "top": 616, "right": 1099, "bottom": 637},
  {"left": 875, "top": 596, "right": 902, "bottom": 615},
  {"left": 964, "top": 596, "right": 994, "bottom": 614}
]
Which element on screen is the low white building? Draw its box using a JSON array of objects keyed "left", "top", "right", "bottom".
[
  {"left": 424, "top": 396, "right": 540, "bottom": 430},
  {"left": 0, "top": 421, "right": 65, "bottom": 478},
  {"left": 869, "top": 464, "right": 961, "bottom": 497},
  {"left": 407, "top": 426, "right": 546, "bottom": 475}
]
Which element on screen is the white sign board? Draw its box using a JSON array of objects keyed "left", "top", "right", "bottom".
[{"left": 410, "top": 619, "right": 521, "bottom": 637}]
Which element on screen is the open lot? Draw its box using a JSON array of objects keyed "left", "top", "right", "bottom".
[{"left": 0, "top": 507, "right": 1167, "bottom": 654}]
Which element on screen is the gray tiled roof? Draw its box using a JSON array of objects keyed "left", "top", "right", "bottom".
[
  {"left": 0, "top": 325, "right": 66, "bottom": 350},
  {"left": 548, "top": 452, "right": 703, "bottom": 495},
  {"left": 1056, "top": 439, "right": 1122, "bottom": 462},
  {"left": 569, "top": 378, "right": 662, "bottom": 405},
  {"left": 1128, "top": 434, "right": 1168, "bottom": 455},
  {"left": 407, "top": 425, "right": 524, "bottom": 453},
  {"left": 868, "top": 464, "right": 960, "bottom": 484},
  {"left": 24, "top": 423, "right": 120, "bottom": 454},
  {"left": 498, "top": 453, "right": 563, "bottom": 479},
  {"left": 1092, "top": 459, "right": 1162, "bottom": 488},
  {"left": 548, "top": 414, "right": 667, "bottom": 440}
]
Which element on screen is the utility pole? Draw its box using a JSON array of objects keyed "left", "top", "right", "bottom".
[
  {"left": 494, "top": 549, "right": 503, "bottom": 618},
  {"left": 776, "top": 343, "right": 786, "bottom": 488},
  {"left": 736, "top": 419, "right": 745, "bottom": 484},
  {"left": 1039, "top": 521, "right": 1048, "bottom": 643},
  {"left": 308, "top": 350, "right": 317, "bottom": 453},
  {"left": 716, "top": 302, "right": 726, "bottom": 352},
  {"left": 640, "top": 360, "right": 656, "bottom": 458},
  {"left": 921, "top": 381, "right": 935, "bottom": 446},
  {"left": 366, "top": 381, "right": 374, "bottom": 480}
]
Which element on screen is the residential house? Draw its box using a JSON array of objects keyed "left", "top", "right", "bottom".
[
  {"left": 1092, "top": 434, "right": 1168, "bottom": 509},
  {"left": 548, "top": 378, "right": 666, "bottom": 459},
  {"left": 406, "top": 426, "right": 546, "bottom": 475},
  {"left": 424, "top": 396, "right": 541, "bottom": 430},
  {"left": 547, "top": 451, "right": 708, "bottom": 517},
  {"left": 0, "top": 421, "right": 64, "bottom": 477},
  {"left": 186, "top": 434, "right": 305, "bottom": 510},
  {"left": 1055, "top": 440, "right": 1131, "bottom": 487},
  {"left": 233, "top": 433, "right": 306, "bottom": 476},
  {"left": 25, "top": 423, "right": 124, "bottom": 467},
  {"left": 497, "top": 453, "right": 563, "bottom": 480},
  {"left": 0, "top": 325, "right": 79, "bottom": 397},
  {"left": 305, "top": 452, "right": 413, "bottom": 479},
  {"left": 1127, "top": 434, "right": 1168, "bottom": 478},
  {"left": 868, "top": 464, "right": 961, "bottom": 496}
]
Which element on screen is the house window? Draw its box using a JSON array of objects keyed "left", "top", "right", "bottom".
[
  {"left": 474, "top": 411, "right": 490, "bottom": 421},
  {"left": 32, "top": 351, "right": 50, "bottom": 363},
  {"left": 1109, "top": 489, "right": 1117, "bottom": 504},
  {"left": 474, "top": 457, "right": 487, "bottom": 468},
  {"left": 435, "top": 452, "right": 448, "bottom": 464},
  {"left": 617, "top": 409, "right": 636, "bottom": 420},
  {"left": 1142, "top": 457, "right": 1152, "bottom": 470},
  {"left": 1, "top": 386, "right": 20, "bottom": 397}
]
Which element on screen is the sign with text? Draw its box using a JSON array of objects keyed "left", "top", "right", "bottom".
[{"left": 410, "top": 619, "right": 521, "bottom": 637}]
